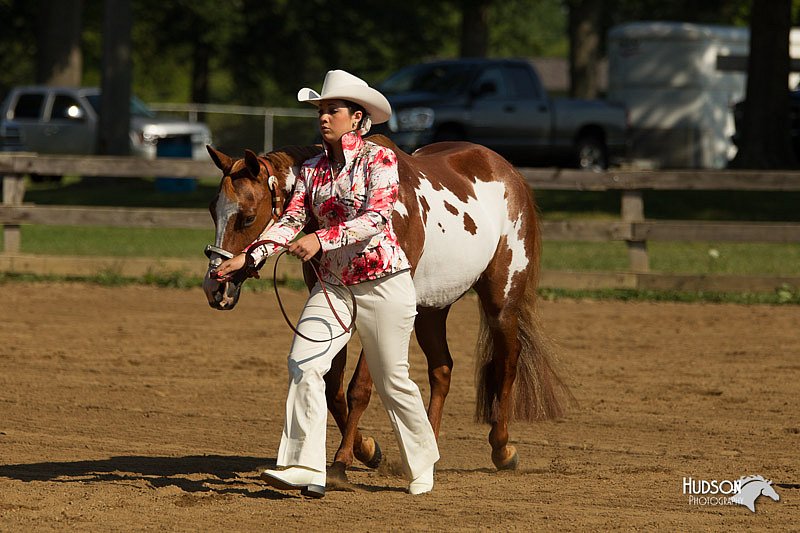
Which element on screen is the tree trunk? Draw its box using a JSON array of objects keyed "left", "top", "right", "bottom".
[
  {"left": 459, "top": 0, "right": 490, "bottom": 58},
  {"left": 36, "top": 0, "right": 84, "bottom": 86},
  {"left": 98, "top": 0, "right": 132, "bottom": 157},
  {"left": 192, "top": 41, "right": 210, "bottom": 122},
  {"left": 192, "top": 42, "right": 210, "bottom": 105},
  {"left": 731, "top": 0, "right": 797, "bottom": 169},
  {"left": 567, "top": 0, "right": 602, "bottom": 99}
]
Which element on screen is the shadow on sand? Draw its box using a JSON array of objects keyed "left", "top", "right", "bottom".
[{"left": 0, "top": 454, "right": 405, "bottom": 497}]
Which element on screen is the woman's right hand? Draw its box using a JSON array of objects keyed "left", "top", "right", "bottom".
[{"left": 213, "top": 253, "right": 248, "bottom": 281}]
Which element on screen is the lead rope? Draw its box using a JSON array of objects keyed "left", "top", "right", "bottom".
[{"left": 245, "top": 239, "right": 357, "bottom": 343}]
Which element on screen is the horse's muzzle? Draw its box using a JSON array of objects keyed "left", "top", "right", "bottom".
[
  {"left": 205, "top": 277, "right": 243, "bottom": 310},
  {"left": 203, "top": 244, "right": 243, "bottom": 310}
]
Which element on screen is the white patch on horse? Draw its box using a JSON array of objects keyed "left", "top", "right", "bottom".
[
  {"left": 214, "top": 194, "right": 239, "bottom": 247},
  {"left": 412, "top": 180, "right": 507, "bottom": 308},
  {"left": 503, "top": 211, "right": 529, "bottom": 299},
  {"left": 394, "top": 199, "right": 409, "bottom": 218}
]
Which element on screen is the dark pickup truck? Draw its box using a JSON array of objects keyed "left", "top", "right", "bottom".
[{"left": 374, "top": 58, "right": 628, "bottom": 169}]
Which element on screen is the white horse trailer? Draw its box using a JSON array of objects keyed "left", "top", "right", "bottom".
[{"left": 608, "top": 22, "right": 800, "bottom": 169}]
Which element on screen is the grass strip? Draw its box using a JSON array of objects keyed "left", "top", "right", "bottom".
[
  {"left": 1, "top": 270, "right": 798, "bottom": 306},
  {"left": 5, "top": 227, "right": 800, "bottom": 276}
]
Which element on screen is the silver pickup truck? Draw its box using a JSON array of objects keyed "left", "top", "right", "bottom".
[
  {"left": 375, "top": 58, "right": 628, "bottom": 170},
  {"left": 0, "top": 85, "right": 212, "bottom": 165}
]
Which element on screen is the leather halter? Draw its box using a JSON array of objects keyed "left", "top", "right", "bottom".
[{"left": 259, "top": 157, "right": 283, "bottom": 221}]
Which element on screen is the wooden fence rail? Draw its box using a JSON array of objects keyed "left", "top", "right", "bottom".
[{"left": 2, "top": 153, "right": 800, "bottom": 292}]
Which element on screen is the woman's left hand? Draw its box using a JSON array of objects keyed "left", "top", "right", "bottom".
[
  {"left": 288, "top": 233, "right": 321, "bottom": 262},
  {"left": 213, "top": 253, "right": 247, "bottom": 280}
]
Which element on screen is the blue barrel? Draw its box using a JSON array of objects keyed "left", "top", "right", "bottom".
[{"left": 155, "top": 136, "right": 196, "bottom": 192}]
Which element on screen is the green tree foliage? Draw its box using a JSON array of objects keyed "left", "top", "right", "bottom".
[
  {"left": 0, "top": 1, "right": 567, "bottom": 106},
  {"left": 130, "top": 0, "right": 245, "bottom": 103},
  {"left": 603, "top": 0, "right": 750, "bottom": 34},
  {"left": 218, "top": 0, "right": 460, "bottom": 105},
  {"left": 3, "top": 0, "right": 788, "bottom": 109},
  {"left": 490, "top": 0, "right": 567, "bottom": 57},
  {"left": 0, "top": 0, "right": 38, "bottom": 96}
]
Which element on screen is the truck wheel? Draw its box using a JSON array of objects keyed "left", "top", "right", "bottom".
[{"left": 575, "top": 136, "right": 608, "bottom": 171}]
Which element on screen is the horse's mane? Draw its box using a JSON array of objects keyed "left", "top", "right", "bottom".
[
  {"left": 263, "top": 144, "right": 323, "bottom": 171},
  {"left": 365, "top": 133, "right": 400, "bottom": 151},
  {"left": 263, "top": 137, "right": 406, "bottom": 173}
]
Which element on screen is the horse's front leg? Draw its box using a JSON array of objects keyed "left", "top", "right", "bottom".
[{"left": 328, "top": 349, "right": 381, "bottom": 488}]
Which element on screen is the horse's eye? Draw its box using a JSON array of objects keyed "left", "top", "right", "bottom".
[{"left": 242, "top": 214, "right": 256, "bottom": 227}]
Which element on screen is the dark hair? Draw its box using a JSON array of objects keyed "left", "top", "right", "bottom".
[{"left": 343, "top": 100, "right": 368, "bottom": 129}]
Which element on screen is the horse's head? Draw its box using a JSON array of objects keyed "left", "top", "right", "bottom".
[
  {"left": 203, "top": 143, "right": 322, "bottom": 310},
  {"left": 203, "top": 145, "right": 281, "bottom": 310},
  {"left": 760, "top": 481, "right": 780, "bottom": 502}
]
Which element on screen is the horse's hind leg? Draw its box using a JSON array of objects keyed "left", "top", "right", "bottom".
[
  {"left": 414, "top": 306, "right": 453, "bottom": 437},
  {"left": 474, "top": 277, "right": 524, "bottom": 471},
  {"left": 345, "top": 352, "right": 382, "bottom": 469}
]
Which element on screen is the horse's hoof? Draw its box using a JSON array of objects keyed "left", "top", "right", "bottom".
[
  {"left": 363, "top": 439, "right": 383, "bottom": 469},
  {"left": 492, "top": 445, "right": 519, "bottom": 471},
  {"left": 326, "top": 461, "right": 356, "bottom": 492},
  {"left": 356, "top": 437, "right": 384, "bottom": 469}
]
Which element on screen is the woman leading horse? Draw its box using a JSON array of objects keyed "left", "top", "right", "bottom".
[
  {"left": 205, "top": 69, "right": 573, "bottom": 497},
  {"left": 213, "top": 70, "right": 440, "bottom": 498}
]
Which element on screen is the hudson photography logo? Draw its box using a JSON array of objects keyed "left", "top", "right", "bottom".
[{"left": 683, "top": 475, "right": 781, "bottom": 512}]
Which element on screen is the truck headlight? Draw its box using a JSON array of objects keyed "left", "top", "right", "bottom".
[{"left": 390, "top": 107, "right": 435, "bottom": 132}]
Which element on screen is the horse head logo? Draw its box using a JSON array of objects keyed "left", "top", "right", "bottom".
[{"left": 731, "top": 475, "right": 780, "bottom": 513}]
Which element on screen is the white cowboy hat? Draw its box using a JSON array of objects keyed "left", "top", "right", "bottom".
[{"left": 297, "top": 69, "right": 392, "bottom": 124}]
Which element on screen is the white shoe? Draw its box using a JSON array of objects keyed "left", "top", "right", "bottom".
[
  {"left": 261, "top": 466, "right": 326, "bottom": 498},
  {"left": 408, "top": 466, "right": 434, "bottom": 495}
]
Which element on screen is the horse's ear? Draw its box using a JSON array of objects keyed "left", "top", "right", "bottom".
[
  {"left": 244, "top": 149, "right": 262, "bottom": 179},
  {"left": 207, "top": 145, "right": 233, "bottom": 175}
]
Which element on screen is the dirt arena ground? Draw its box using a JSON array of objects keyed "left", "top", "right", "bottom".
[{"left": 0, "top": 282, "right": 797, "bottom": 531}]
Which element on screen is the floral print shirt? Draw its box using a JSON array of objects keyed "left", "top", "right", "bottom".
[{"left": 247, "top": 131, "right": 411, "bottom": 285}]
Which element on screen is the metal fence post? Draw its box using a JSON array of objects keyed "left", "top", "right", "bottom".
[
  {"left": 2, "top": 174, "right": 25, "bottom": 254},
  {"left": 621, "top": 189, "right": 649, "bottom": 272},
  {"left": 263, "top": 112, "right": 274, "bottom": 154}
]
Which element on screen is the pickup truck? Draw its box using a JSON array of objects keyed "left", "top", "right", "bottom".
[
  {"left": 374, "top": 58, "right": 628, "bottom": 169},
  {"left": 0, "top": 85, "right": 212, "bottom": 180}
]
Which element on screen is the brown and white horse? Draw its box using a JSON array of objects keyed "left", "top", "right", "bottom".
[{"left": 203, "top": 135, "right": 572, "bottom": 485}]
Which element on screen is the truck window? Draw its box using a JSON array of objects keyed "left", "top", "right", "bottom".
[
  {"left": 84, "top": 94, "right": 157, "bottom": 119},
  {"left": 12, "top": 93, "right": 45, "bottom": 119},
  {"left": 380, "top": 63, "right": 473, "bottom": 97},
  {"left": 472, "top": 67, "right": 508, "bottom": 99},
  {"left": 51, "top": 94, "right": 86, "bottom": 121},
  {"left": 505, "top": 65, "right": 542, "bottom": 100}
]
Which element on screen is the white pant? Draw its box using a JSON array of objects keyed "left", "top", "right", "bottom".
[{"left": 276, "top": 270, "right": 440, "bottom": 480}]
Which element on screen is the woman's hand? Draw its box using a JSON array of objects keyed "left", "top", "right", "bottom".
[
  {"left": 288, "top": 234, "right": 321, "bottom": 262},
  {"left": 213, "top": 253, "right": 247, "bottom": 281}
]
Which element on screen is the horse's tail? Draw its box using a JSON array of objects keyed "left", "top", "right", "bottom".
[{"left": 474, "top": 228, "right": 575, "bottom": 423}]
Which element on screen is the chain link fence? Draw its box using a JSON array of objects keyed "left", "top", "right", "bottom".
[{"left": 149, "top": 103, "right": 318, "bottom": 156}]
